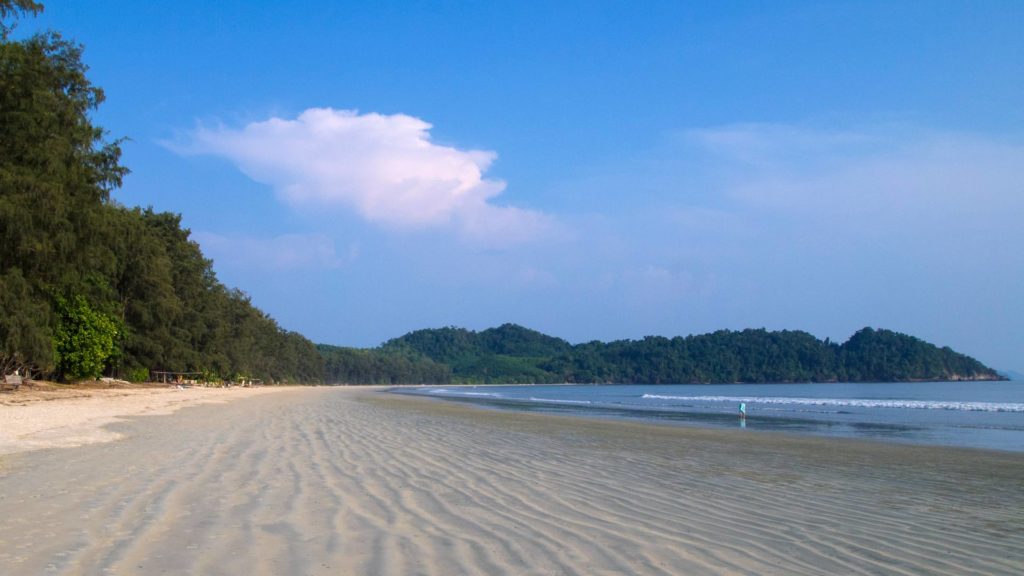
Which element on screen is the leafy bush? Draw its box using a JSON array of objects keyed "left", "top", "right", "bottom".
[{"left": 52, "top": 295, "right": 118, "bottom": 381}]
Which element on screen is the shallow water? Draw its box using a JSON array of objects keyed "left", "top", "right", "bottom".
[{"left": 395, "top": 381, "right": 1024, "bottom": 452}]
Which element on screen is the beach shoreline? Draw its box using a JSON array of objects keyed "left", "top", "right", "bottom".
[
  {"left": 387, "top": 381, "right": 1024, "bottom": 453},
  {"left": 379, "top": 386, "right": 1024, "bottom": 460},
  {"left": 1, "top": 386, "right": 1021, "bottom": 574},
  {"left": 0, "top": 383, "right": 299, "bottom": 457}
]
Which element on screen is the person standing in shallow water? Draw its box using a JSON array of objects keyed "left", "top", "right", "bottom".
[{"left": 739, "top": 402, "right": 747, "bottom": 419}]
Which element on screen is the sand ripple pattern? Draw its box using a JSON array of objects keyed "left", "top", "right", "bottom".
[{"left": 0, "top": 388, "right": 1022, "bottom": 575}]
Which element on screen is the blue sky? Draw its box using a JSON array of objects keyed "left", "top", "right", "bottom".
[{"left": 19, "top": 1, "right": 1024, "bottom": 372}]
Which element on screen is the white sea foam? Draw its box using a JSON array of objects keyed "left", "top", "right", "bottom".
[
  {"left": 641, "top": 394, "right": 1024, "bottom": 412},
  {"left": 424, "top": 388, "right": 501, "bottom": 398},
  {"left": 529, "top": 397, "right": 592, "bottom": 405}
]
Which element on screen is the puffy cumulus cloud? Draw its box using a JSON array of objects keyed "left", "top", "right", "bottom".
[{"left": 182, "top": 108, "right": 551, "bottom": 246}]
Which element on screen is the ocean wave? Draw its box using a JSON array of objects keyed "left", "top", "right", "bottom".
[
  {"left": 424, "top": 388, "right": 502, "bottom": 398},
  {"left": 640, "top": 394, "right": 1024, "bottom": 413},
  {"left": 528, "top": 397, "right": 592, "bottom": 405}
]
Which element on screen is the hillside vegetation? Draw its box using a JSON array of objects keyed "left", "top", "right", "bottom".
[
  {"left": 354, "top": 324, "right": 1001, "bottom": 385},
  {"left": 0, "top": 4, "right": 322, "bottom": 383}
]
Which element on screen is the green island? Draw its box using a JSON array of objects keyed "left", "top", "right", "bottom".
[
  {"left": 0, "top": 2, "right": 1004, "bottom": 386},
  {"left": 322, "top": 324, "right": 1003, "bottom": 385}
]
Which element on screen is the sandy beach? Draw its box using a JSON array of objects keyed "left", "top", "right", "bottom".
[
  {"left": 0, "top": 386, "right": 1021, "bottom": 575},
  {"left": 0, "top": 384, "right": 290, "bottom": 456}
]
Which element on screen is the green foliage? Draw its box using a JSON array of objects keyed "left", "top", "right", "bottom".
[
  {"left": 0, "top": 10, "right": 323, "bottom": 384},
  {"left": 0, "top": 267, "right": 51, "bottom": 375},
  {"left": 1, "top": 30, "right": 127, "bottom": 298},
  {"left": 0, "top": 1, "right": 43, "bottom": 39},
  {"left": 99, "top": 210, "right": 326, "bottom": 383},
  {"left": 838, "top": 327, "right": 995, "bottom": 382},
  {"left": 375, "top": 324, "right": 1001, "bottom": 385},
  {"left": 52, "top": 295, "right": 118, "bottom": 381},
  {"left": 546, "top": 329, "right": 841, "bottom": 384},
  {"left": 381, "top": 324, "right": 571, "bottom": 383},
  {"left": 125, "top": 366, "right": 149, "bottom": 383},
  {"left": 319, "top": 344, "right": 449, "bottom": 385}
]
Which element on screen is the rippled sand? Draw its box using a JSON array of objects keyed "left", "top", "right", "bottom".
[{"left": 0, "top": 387, "right": 1021, "bottom": 575}]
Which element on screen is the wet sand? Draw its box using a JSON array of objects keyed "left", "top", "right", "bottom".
[{"left": 0, "top": 387, "right": 1021, "bottom": 575}]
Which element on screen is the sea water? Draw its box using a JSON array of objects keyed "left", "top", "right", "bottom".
[{"left": 393, "top": 382, "right": 1024, "bottom": 452}]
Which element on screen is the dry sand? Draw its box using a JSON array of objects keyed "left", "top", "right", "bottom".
[
  {"left": 0, "top": 384, "right": 289, "bottom": 456},
  {"left": 0, "top": 386, "right": 1022, "bottom": 575}
]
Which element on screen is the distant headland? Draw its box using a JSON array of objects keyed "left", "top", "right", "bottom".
[{"left": 319, "top": 324, "right": 1005, "bottom": 385}]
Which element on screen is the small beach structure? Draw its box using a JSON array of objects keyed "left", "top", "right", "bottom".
[
  {"left": 2, "top": 372, "right": 23, "bottom": 391},
  {"left": 151, "top": 370, "right": 205, "bottom": 385}
]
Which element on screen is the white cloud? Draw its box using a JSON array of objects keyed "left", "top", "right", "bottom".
[
  {"left": 181, "top": 108, "right": 551, "bottom": 246},
  {"left": 687, "top": 123, "right": 878, "bottom": 161},
  {"left": 684, "top": 124, "right": 1024, "bottom": 226},
  {"left": 193, "top": 232, "right": 348, "bottom": 272}
]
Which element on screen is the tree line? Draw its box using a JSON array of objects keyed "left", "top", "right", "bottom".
[
  {"left": 371, "top": 324, "right": 1002, "bottom": 384},
  {"left": 0, "top": 3, "right": 322, "bottom": 383},
  {"left": 318, "top": 344, "right": 450, "bottom": 385}
]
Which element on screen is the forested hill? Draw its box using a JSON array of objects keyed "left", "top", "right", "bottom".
[
  {"left": 322, "top": 324, "right": 1001, "bottom": 385},
  {"left": 0, "top": 4, "right": 322, "bottom": 383}
]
